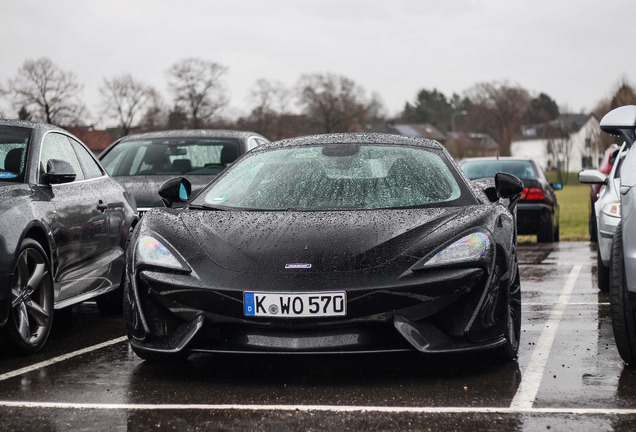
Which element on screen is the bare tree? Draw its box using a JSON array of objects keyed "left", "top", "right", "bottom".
[
  {"left": 592, "top": 79, "right": 636, "bottom": 155},
  {"left": 167, "top": 58, "right": 228, "bottom": 128},
  {"left": 545, "top": 122, "right": 576, "bottom": 185},
  {"left": 245, "top": 78, "right": 292, "bottom": 139},
  {"left": 250, "top": 78, "right": 291, "bottom": 117},
  {"left": 465, "top": 81, "right": 531, "bottom": 156},
  {"left": 296, "top": 73, "right": 381, "bottom": 133},
  {"left": 8, "top": 57, "right": 87, "bottom": 126},
  {"left": 99, "top": 74, "right": 156, "bottom": 135},
  {"left": 586, "top": 127, "right": 605, "bottom": 168},
  {"left": 0, "top": 83, "right": 8, "bottom": 118},
  {"left": 138, "top": 88, "right": 169, "bottom": 132}
]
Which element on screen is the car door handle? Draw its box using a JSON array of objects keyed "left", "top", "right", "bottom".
[{"left": 97, "top": 200, "right": 108, "bottom": 212}]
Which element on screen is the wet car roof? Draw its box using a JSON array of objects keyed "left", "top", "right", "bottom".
[
  {"left": 252, "top": 133, "right": 444, "bottom": 152},
  {"left": 0, "top": 119, "right": 65, "bottom": 133},
  {"left": 117, "top": 129, "right": 263, "bottom": 142}
]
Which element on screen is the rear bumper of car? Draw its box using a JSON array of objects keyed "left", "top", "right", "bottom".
[
  {"left": 516, "top": 202, "right": 553, "bottom": 234},
  {"left": 127, "top": 263, "right": 511, "bottom": 356}
]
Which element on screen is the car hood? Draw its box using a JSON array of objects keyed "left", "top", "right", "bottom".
[
  {"left": 160, "top": 206, "right": 491, "bottom": 274},
  {"left": 114, "top": 175, "right": 214, "bottom": 208}
]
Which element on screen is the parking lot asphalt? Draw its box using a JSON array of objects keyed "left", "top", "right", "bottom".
[{"left": 1, "top": 241, "right": 636, "bottom": 431}]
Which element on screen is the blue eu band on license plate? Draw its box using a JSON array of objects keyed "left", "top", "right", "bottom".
[{"left": 244, "top": 291, "right": 346, "bottom": 317}]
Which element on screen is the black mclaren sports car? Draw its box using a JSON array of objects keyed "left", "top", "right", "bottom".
[{"left": 125, "top": 133, "right": 523, "bottom": 362}]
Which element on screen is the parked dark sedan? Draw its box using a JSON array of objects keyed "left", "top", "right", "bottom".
[
  {"left": 99, "top": 130, "right": 269, "bottom": 216},
  {"left": 0, "top": 120, "right": 137, "bottom": 354},
  {"left": 460, "top": 157, "right": 562, "bottom": 242},
  {"left": 125, "top": 133, "right": 523, "bottom": 362}
]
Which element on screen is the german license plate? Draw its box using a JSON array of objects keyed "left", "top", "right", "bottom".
[{"left": 243, "top": 291, "right": 346, "bottom": 317}]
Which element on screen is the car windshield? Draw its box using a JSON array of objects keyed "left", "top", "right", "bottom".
[
  {"left": 192, "top": 144, "right": 474, "bottom": 211},
  {"left": 0, "top": 126, "right": 30, "bottom": 183},
  {"left": 100, "top": 138, "right": 241, "bottom": 176},
  {"left": 461, "top": 160, "right": 537, "bottom": 180}
]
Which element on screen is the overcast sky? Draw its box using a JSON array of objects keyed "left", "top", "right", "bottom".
[{"left": 1, "top": 0, "right": 635, "bottom": 127}]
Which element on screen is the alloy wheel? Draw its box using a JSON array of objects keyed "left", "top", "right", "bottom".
[{"left": 9, "top": 243, "right": 54, "bottom": 352}]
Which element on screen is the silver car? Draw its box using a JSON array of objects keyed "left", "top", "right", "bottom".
[
  {"left": 579, "top": 142, "right": 627, "bottom": 291},
  {"left": 601, "top": 105, "right": 636, "bottom": 365}
]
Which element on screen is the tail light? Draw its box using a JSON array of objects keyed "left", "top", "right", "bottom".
[{"left": 520, "top": 187, "right": 545, "bottom": 201}]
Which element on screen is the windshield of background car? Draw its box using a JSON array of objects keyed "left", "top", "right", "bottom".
[
  {"left": 100, "top": 138, "right": 241, "bottom": 176},
  {"left": 0, "top": 126, "right": 30, "bottom": 182},
  {"left": 193, "top": 144, "right": 477, "bottom": 211},
  {"left": 461, "top": 160, "right": 537, "bottom": 180}
]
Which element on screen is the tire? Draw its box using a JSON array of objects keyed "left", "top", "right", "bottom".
[
  {"left": 495, "top": 262, "right": 521, "bottom": 361},
  {"left": 3, "top": 239, "right": 54, "bottom": 354},
  {"left": 598, "top": 249, "right": 610, "bottom": 292},
  {"left": 537, "top": 214, "right": 555, "bottom": 243},
  {"left": 609, "top": 223, "right": 636, "bottom": 365}
]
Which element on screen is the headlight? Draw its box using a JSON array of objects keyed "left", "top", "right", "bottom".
[
  {"left": 135, "top": 235, "right": 189, "bottom": 271},
  {"left": 602, "top": 201, "right": 621, "bottom": 218},
  {"left": 420, "top": 232, "right": 490, "bottom": 267}
]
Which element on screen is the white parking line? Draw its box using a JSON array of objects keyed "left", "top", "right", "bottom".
[
  {"left": 0, "top": 401, "right": 636, "bottom": 416},
  {"left": 0, "top": 336, "right": 127, "bottom": 383},
  {"left": 524, "top": 302, "right": 609, "bottom": 306},
  {"left": 510, "top": 264, "right": 582, "bottom": 409}
]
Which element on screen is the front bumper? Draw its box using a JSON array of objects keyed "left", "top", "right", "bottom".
[
  {"left": 127, "top": 264, "right": 511, "bottom": 356},
  {"left": 623, "top": 188, "right": 636, "bottom": 297},
  {"left": 598, "top": 212, "right": 621, "bottom": 265}
]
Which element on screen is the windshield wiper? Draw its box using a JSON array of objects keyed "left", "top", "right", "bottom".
[{"left": 188, "top": 204, "right": 229, "bottom": 211}]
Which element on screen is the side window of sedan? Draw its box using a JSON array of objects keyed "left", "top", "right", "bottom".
[
  {"left": 40, "top": 133, "right": 85, "bottom": 182},
  {"left": 69, "top": 137, "right": 104, "bottom": 179}
]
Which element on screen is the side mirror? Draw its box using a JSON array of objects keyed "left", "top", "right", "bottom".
[
  {"left": 495, "top": 172, "right": 524, "bottom": 211},
  {"left": 600, "top": 105, "right": 636, "bottom": 147},
  {"left": 578, "top": 169, "right": 607, "bottom": 185},
  {"left": 158, "top": 177, "right": 191, "bottom": 208},
  {"left": 45, "top": 159, "right": 76, "bottom": 184},
  {"left": 495, "top": 172, "right": 524, "bottom": 199}
]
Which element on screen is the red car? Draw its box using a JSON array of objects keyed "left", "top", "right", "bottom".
[{"left": 589, "top": 144, "right": 620, "bottom": 242}]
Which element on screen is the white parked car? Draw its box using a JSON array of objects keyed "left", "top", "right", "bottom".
[
  {"left": 579, "top": 142, "right": 627, "bottom": 291},
  {"left": 598, "top": 105, "right": 636, "bottom": 365}
]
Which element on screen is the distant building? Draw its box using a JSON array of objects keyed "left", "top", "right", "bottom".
[
  {"left": 360, "top": 122, "right": 447, "bottom": 142},
  {"left": 359, "top": 122, "right": 497, "bottom": 161},
  {"left": 511, "top": 114, "right": 601, "bottom": 172},
  {"left": 67, "top": 127, "right": 119, "bottom": 156},
  {"left": 444, "top": 132, "right": 499, "bottom": 162}
]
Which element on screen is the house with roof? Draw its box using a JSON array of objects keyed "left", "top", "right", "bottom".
[
  {"left": 510, "top": 114, "right": 601, "bottom": 172},
  {"left": 444, "top": 132, "right": 499, "bottom": 161},
  {"left": 358, "top": 122, "right": 497, "bottom": 161},
  {"left": 359, "top": 122, "right": 447, "bottom": 142},
  {"left": 67, "top": 127, "right": 120, "bottom": 156}
]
